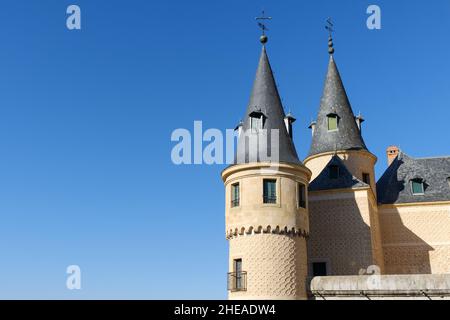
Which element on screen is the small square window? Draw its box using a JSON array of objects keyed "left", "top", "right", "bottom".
[
  {"left": 411, "top": 179, "right": 424, "bottom": 195},
  {"left": 231, "top": 183, "right": 240, "bottom": 207},
  {"left": 312, "top": 262, "right": 327, "bottom": 277},
  {"left": 298, "top": 183, "right": 306, "bottom": 209},
  {"left": 327, "top": 115, "right": 338, "bottom": 131},
  {"left": 329, "top": 165, "right": 339, "bottom": 179},
  {"left": 263, "top": 179, "right": 277, "bottom": 204}
]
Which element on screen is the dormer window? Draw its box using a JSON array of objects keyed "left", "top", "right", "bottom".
[
  {"left": 329, "top": 165, "right": 339, "bottom": 179},
  {"left": 411, "top": 178, "right": 425, "bottom": 195},
  {"left": 447, "top": 177, "right": 450, "bottom": 189},
  {"left": 327, "top": 113, "right": 339, "bottom": 131},
  {"left": 249, "top": 110, "right": 266, "bottom": 132}
]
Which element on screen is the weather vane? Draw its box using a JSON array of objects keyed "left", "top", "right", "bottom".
[
  {"left": 325, "top": 17, "right": 334, "bottom": 37},
  {"left": 325, "top": 18, "right": 335, "bottom": 54},
  {"left": 255, "top": 10, "right": 272, "bottom": 44}
]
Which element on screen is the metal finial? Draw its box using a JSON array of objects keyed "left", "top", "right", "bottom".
[
  {"left": 256, "top": 10, "right": 272, "bottom": 44},
  {"left": 325, "top": 18, "right": 335, "bottom": 54}
]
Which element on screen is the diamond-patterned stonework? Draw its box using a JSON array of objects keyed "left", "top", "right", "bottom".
[{"left": 229, "top": 233, "right": 307, "bottom": 300}]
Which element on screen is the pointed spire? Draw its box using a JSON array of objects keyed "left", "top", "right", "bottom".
[
  {"left": 307, "top": 52, "right": 368, "bottom": 157},
  {"left": 235, "top": 45, "right": 300, "bottom": 164}
]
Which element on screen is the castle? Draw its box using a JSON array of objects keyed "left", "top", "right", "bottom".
[{"left": 221, "top": 31, "right": 450, "bottom": 299}]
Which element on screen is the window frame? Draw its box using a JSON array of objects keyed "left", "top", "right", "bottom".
[
  {"left": 411, "top": 179, "right": 425, "bottom": 195},
  {"left": 231, "top": 182, "right": 240, "bottom": 208},
  {"left": 362, "top": 172, "right": 370, "bottom": 185},
  {"left": 249, "top": 111, "right": 266, "bottom": 132},
  {"left": 327, "top": 114, "right": 339, "bottom": 131},
  {"left": 263, "top": 178, "right": 277, "bottom": 204},
  {"left": 232, "top": 258, "right": 245, "bottom": 291},
  {"left": 297, "top": 182, "right": 307, "bottom": 209}
]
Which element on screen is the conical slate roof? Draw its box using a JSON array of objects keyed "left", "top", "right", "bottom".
[
  {"left": 235, "top": 46, "right": 300, "bottom": 164},
  {"left": 308, "top": 55, "right": 367, "bottom": 157}
]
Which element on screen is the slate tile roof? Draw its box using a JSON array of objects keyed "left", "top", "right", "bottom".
[{"left": 377, "top": 151, "right": 450, "bottom": 204}]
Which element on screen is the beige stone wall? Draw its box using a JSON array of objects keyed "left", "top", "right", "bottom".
[
  {"left": 222, "top": 163, "right": 311, "bottom": 238},
  {"left": 308, "top": 189, "right": 382, "bottom": 275},
  {"left": 310, "top": 274, "right": 450, "bottom": 300},
  {"left": 304, "top": 150, "right": 377, "bottom": 193},
  {"left": 222, "top": 162, "right": 311, "bottom": 299},
  {"left": 379, "top": 202, "right": 450, "bottom": 275},
  {"left": 368, "top": 191, "right": 385, "bottom": 272},
  {"left": 228, "top": 233, "right": 307, "bottom": 300}
]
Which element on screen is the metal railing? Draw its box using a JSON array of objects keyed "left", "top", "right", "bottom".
[
  {"left": 263, "top": 196, "right": 277, "bottom": 204},
  {"left": 227, "top": 271, "right": 247, "bottom": 292},
  {"left": 231, "top": 198, "right": 240, "bottom": 207}
]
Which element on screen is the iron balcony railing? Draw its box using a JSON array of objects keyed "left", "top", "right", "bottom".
[
  {"left": 227, "top": 271, "right": 247, "bottom": 292},
  {"left": 231, "top": 198, "right": 240, "bottom": 207},
  {"left": 263, "top": 196, "right": 277, "bottom": 204}
]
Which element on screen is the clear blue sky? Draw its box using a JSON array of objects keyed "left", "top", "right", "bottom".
[{"left": 0, "top": 0, "right": 449, "bottom": 299}]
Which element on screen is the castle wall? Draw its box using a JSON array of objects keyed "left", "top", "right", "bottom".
[
  {"left": 310, "top": 274, "right": 450, "bottom": 300},
  {"left": 228, "top": 234, "right": 307, "bottom": 300},
  {"left": 308, "top": 189, "right": 381, "bottom": 275},
  {"left": 304, "top": 150, "right": 377, "bottom": 192},
  {"left": 223, "top": 163, "right": 310, "bottom": 237},
  {"left": 222, "top": 162, "right": 311, "bottom": 299},
  {"left": 368, "top": 191, "right": 385, "bottom": 272},
  {"left": 379, "top": 202, "right": 450, "bottom": 274}
]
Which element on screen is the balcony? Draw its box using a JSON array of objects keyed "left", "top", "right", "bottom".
[
  {"left": 231, "top": 198, "right": 240, "bottom": 207},
  {"left": 263, "top": 196, "right": 277, "bottom": 204},
  {"left": 227, "top": 271, "right": 247, "bottom": 292}
]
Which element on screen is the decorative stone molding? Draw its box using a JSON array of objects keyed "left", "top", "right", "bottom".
[{"left": 226, "top": 225, "right": 309, "bottom": 240}]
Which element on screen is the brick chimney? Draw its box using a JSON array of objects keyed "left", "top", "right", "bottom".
[{"left": 386, "top": 146, "right": 400, "bottom": 166}]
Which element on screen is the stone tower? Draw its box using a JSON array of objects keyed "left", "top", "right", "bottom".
[
  {"left": 221, "top": 36, "right": 311, "bottom": 299},
  {"left": 304, "top": 36, "right": 384, "bottom": 276}
]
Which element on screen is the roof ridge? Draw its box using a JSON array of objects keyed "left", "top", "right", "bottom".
[{"left": 414, "top": 155, "right": 450, "bottom": 160}]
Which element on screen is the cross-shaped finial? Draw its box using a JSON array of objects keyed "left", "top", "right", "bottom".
[
  {"left": 325, "top": 17, "right": 334, "bottom": 37},
  {"left": 255, "top": 10, "right": 272, "bottom": 44}
]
